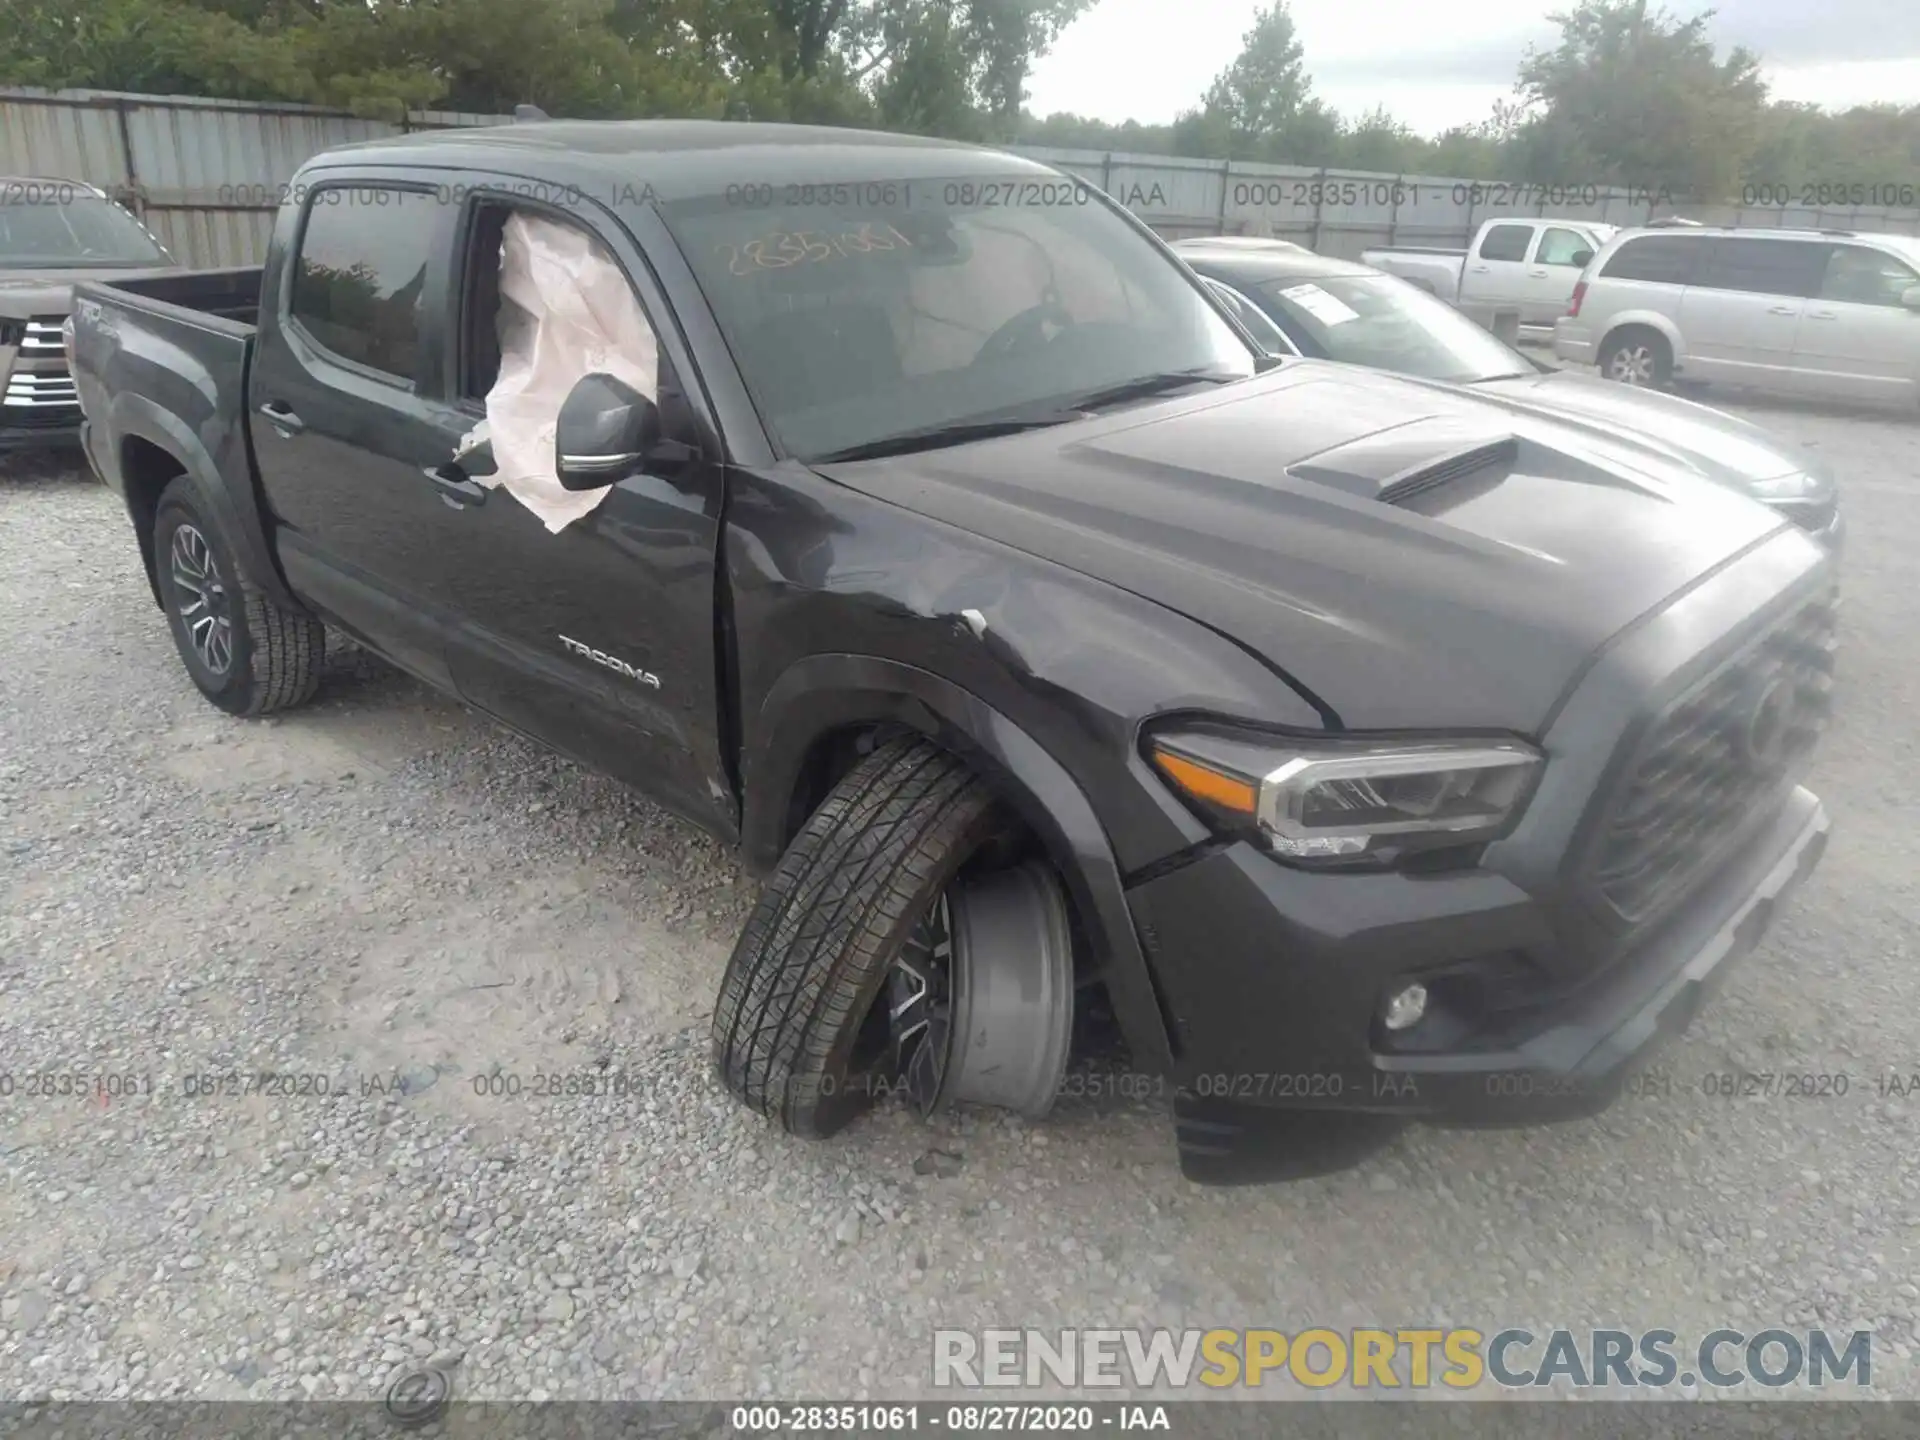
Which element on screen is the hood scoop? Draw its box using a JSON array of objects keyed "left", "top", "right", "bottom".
[{"left": 1287, "top": 415, "right": 1519, "bottom": 510}]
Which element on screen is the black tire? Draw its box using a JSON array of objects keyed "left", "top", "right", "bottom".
[
  {"left": 1598, "top": 328, "right": 1673, "bottom": 390},
  {"left": 712, "top": 736, "right": 1003, "bottom": 1138},
  {"left": 154, "top": 476, "right": 325, "bottom": 716}
]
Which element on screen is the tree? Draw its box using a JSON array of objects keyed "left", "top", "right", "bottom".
[
  {"left": 1340, "top": 106, "right": 1421, "bottom": 174},
  {"left": 1514, "top": 0, "right": 1768, "bottom": 197},
  {"left": 0, "top": 0, "right": 320, "bottom": 102},
  {"left": 0, "top": 0, "right": 1086, "bottom": 133},
  {"left": 1200, "top": 1, "right": 1308, "bottom": 144}
]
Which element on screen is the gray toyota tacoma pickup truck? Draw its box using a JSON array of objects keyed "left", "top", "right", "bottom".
[{"left": 69, "top": 120, "right": 1838, "bottom": 1182}]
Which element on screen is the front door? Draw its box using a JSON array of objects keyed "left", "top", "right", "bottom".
[
  {"left": 1791, "top": 243, "right": 1920, "bottom": 404},
  {"left": 1522, "top": 225, "right": 1596, "bottom": 326},
  {"left": 422, "top": 186, "right": 734, "bottom": 836}
]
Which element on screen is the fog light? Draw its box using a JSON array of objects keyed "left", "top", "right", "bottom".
[{"left": 1382, "top": 983, "right": 1428, "bottom": 1032}]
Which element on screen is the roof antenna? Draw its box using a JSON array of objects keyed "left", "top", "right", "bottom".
[{"left": 514, "top": 104, "right": 550, "bottom": 122}]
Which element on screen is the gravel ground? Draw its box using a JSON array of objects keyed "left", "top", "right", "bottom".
[{"left": 2, "top": 396, "right": 1918, "bottom": 1407}]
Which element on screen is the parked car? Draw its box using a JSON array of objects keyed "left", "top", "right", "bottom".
[
  {"left": 1555, "top": 225, "right": 1920, "bottom": 408},
  {"left": 1362, "top": 217, "right": 1617, "bottom": 333},
  {"left": 0, "top": 177, "right": 177, "bottom": 452},
  {"left": 71, "top": 122, "right": 1836, "bottom": 1184},
  {"left": 1176, "top": 239, "right": 1842, "bottom": 546}
]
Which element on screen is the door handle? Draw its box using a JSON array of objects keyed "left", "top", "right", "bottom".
[
  {"left": 1806, "top": 310, "right": 1838, "bottom": 320},
  {"left": 257, "top": 402, "right": 304, "bottom": 435},
  {"left": 423, "top": 463, "right": 488, "bottom": 509},
  {"left": 1528, "top": 268, "right": 1548, "bottom": 277},
  {"left": 1470, "top": 265, "right": 1490, "bottom": 273},
  {"left": 1767, "top": 305, "right": 1798, "bottom": 315}
]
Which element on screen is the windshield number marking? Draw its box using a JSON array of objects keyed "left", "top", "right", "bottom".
[{"left": 720, "top": 223, "right": 915, "bottom": 276}]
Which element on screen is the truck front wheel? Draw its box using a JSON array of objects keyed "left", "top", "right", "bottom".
[
  {"left": 713, "top": 737, "right": 1075, "bottom": 1139},
  {"left": 154, "top": 477, "right": 325, "bottom": 716}
]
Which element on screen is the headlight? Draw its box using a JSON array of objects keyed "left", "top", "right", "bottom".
[
  {"left": 1147, "top": 729, "right": 1542, "bottom": 869},
  {"left": 1746, "top": 471, "right": 1830, "bottom": 503}
]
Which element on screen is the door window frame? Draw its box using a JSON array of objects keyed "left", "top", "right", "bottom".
[
  {"left": 430, "top": 179, "right": 724, "bottom": 462},
  {"left": 1477, "top": 223, "right": 1534, "bottom": 263},
  {"left": 1598, "top": 234, "right": 1703, "bottom": 286},
  {"left": 1534, "top": 227, "right": 1593, "bottom": 267},
  {"left": 1816, "top": 243, "right": 1920, "bottom": 308},
  {"left": 281, "top": 180, "right": 444, "bottom": 393},
  {"left": 1692, "top": 236, "right": 1828, "bottom": 300}
]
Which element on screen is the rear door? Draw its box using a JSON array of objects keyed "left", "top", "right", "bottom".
[
  {"left": 1461, "top": 222, "right": 1537, "bottom": 312},
  {"left": 1677, "top": 236, "right": 1827, "bottom": 390},
  {"left": 1791, "top": 242, "right": 1920, "bottom": 404},
  {"left": 250, "top": 177, "right": 472, "bottom": 689},
  {"left": 421, "top": 183, "right": 734, "bottom": 835},
  {"left": 1521, "top": 225, "right": 1598, "bottom": 324}
]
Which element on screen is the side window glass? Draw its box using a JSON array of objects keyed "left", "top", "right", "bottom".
[
  {"left": 1600, "top": 236, "right": 1699, "bottom": 285},
  {"left": 1696, "top": 238, "right": 1826, "bottom": 298},
  {"left": 1478, "top": 224, "right": 1532, "bottom": 262},
  {"left": 1536, "top": 228, "right": 1591, "bottom": 266},
  {"left": 288, "top": 187, "right": 435, "bottom": 380},
  {"left": 1819, "top": 246, "right": 1920, "bottom": 307}
]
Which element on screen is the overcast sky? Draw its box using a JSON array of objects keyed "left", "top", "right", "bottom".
[{"left": 1025, "top": 0, "right": 1920, "bottom": 134}]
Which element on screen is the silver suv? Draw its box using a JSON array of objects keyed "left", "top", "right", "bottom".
[
  {"left": 1555, "top": 226, "right": 1920, "bottom": 405},
  {"left": 1, "top": 177, "right": 176, "bottom": 452}
]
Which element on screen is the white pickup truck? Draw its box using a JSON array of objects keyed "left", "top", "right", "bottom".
[{"left": 1363, "top": 217, "right": 1617, "bottom": 336}]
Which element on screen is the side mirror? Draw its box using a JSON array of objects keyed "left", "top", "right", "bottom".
[
  {"left": 555, "top": 373, "right": 658, "bottom": 491},
  {"left": 1901, "top": 284, "right": 1920, "bottom": 311},
  {"left": 1570, "top": 248, "right": 1595, "bottom": 267}
]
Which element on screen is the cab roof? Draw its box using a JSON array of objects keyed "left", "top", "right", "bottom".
[{"left": 311, "top": 120, "right": 1044, "bottom": 201}]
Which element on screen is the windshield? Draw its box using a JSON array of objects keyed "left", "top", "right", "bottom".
[
  {"left": 660, "top": 177, "right": 1257, "bottom": 461},
  {"left": 1251, "top": 271, "right": 1533, "bottom": 383},
  {"left": 0, "top": 189, "right": 170, "bottom": 267}
]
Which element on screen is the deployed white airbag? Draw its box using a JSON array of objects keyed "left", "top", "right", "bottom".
[{"left": 457, "top": 211, "right": 659, "bottom": 533}]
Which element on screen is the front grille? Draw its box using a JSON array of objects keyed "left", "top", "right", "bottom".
[
  {"left": 2, "top": 372, "right": 77, "bottom": 407},
  {"left": 19, "top": 319, "right": 66, "bottom": 352},
  {"left": 3, "top": 316, "right": 78, "bottom": 415},
  {"left": 1588, "top": 590, "right": 1838, "bottom": 922}
]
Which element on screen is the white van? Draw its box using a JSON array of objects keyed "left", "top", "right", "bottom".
[{"left": 1554, "top": 226, "right": 1920, "bottom": 405}]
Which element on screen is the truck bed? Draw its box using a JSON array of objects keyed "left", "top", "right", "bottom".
[
  {"left": 95, "top": 267, "right": 263, "bottom": 327},
  {"left": 70, "top": 264, "right": 283, "bottom": 608}
]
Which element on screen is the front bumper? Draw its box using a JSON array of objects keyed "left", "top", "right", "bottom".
[
  {"left": 0, "top": 413, "right": 81, "bottom": 452},
  {"left": 1132, "top": 786, "right": 1826, "bottom": 1181},
  {"left": 1124, "top": 533, "right": 1837, "bottom": 1183}
]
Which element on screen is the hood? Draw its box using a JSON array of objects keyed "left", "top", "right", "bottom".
[
  {"left": 0, "top": 266, "right": 179, "bottom": 320},
  {"left": 815, "top": 361, "right": 1803, "bottom": 733},
  {"left": 1467, "top": 369, "right": 1829, "bottom": 492}
]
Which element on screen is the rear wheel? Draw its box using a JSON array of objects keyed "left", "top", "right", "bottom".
[
  {"left": 1598, "top": 328, "right": 1673, "bottom": 389},
  {"left": 154, "top": 477, "right": 325, "bottom": 716},
  {"left": 712, "top": 737, "right": 1075, "bottom": 1138}
]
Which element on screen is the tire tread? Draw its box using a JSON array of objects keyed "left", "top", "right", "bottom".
[{"left": 712, "top": 737, "right": 1000, "bottom": 1138}]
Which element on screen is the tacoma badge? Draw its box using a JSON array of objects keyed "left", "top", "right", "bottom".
[{"left": 559, "top": 634, "right": 661, "bottom": 688}]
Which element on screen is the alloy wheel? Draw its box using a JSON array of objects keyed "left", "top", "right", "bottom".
[
  {"left": 886, "top": 892, "right": 955, "bottom": 1116},
  {"left": 1607, "top": 344, "right": 1656, "bottom": 386},
  {"left": 169, "top": 522, "right": 234, "bottom": 676}
]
